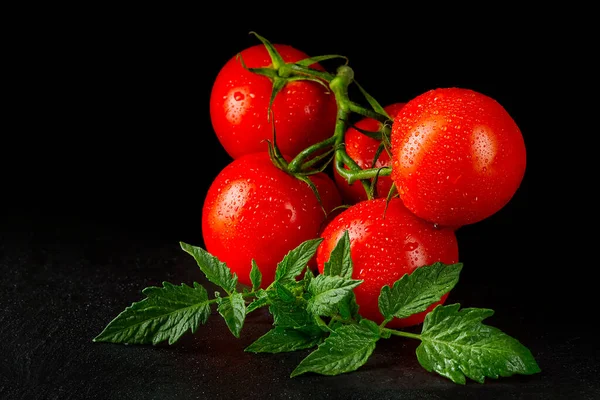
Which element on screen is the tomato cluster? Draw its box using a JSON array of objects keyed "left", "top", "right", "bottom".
[{"left": 203, "top": 33, "right": 526, "bottom": 327}]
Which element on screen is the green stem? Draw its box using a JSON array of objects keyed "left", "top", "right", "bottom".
[
  {"left": 341, "top": 166, "right": 392, "bottom": 184},
  {"left": 329, "top": 65, "right": 374, "bottom": 199},
  {"left": 288, "top": 136, "right": 336, "bottom": 173},
  {"left": 383, "top": 328, "right": 422, "bottom": 341},
  {"left": 347, "top": 101, "right": 390, "bottom": 124},
  {"left": 234, "top": 289, "right": 265, "bottom": 305},
  {"left": 380, "top": 122, "right": 392, "bottom": 138},
  {"left": 315, "top": 315, "right": 335, "bottom": 332},
  {"left": 329, "top": 316, "right": 421, "bottom": 341},
  {"left": 330, "top": 314, "right": 358, "bottom": 325},
  {"left": 334, "top": 148, "right": 365, "bottom": 183}
]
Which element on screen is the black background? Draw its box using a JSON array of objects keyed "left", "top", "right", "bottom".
[{"left": 2, "top": 5, "right": 596, "bottom": 399}]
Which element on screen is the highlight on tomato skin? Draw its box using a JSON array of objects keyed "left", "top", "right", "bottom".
[
  {"left": 209, "top": 43, "right": 338, "bottom": 160},
  {"left": 201, "top": 152, "right": 342, "bottom": 288},
  {"left": 334, "top": 102, "right": 406, "bottom": 205},
  {"left": 316, "top": 197, "right": 459, "bottom": 328},
  {"left": 390, "top": 87, "right": 527, "bottom": 229}
]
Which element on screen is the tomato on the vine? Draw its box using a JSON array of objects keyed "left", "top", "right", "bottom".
[
  {"left": 390, "top": 87, "right": 526, "bottom": 228},
  {"left": 209, "top": 43, "right": 338, "bottom": 159},
  {"left": 202, "top": 152, "right": 342, "bottom": 288},
  {"left": 334, "top": 102, "right": 405, "bottom": 204},
  {"left": 316, "top": 197, "right": 459, "bottom": 328}
]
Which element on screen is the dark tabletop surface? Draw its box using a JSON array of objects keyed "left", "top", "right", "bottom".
[
  {"left": 4, "top": 6, "right": 594, "bottom": 399},
  {"left": 1, "top": 206, "right": 597, "bottom": 400}
]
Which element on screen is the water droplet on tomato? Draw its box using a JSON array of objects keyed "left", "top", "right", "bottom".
[
  {"left": 234, "top": 92, "right": 245, "bottom": 101},
  {"left": 404, "top": 242, "right": 418, "bottom": 251}
]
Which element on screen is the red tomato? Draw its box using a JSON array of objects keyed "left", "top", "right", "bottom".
[
  {"left": 391, "top": 87, "right": 526, "bottom": 228},
  {"left": 334, "top": 102, "right": 406, "bottom": 204},
  {"left": 202, "top": 152, "right": 342, "bottom": 288},
  {"left": 316, "top": 197, "right": 459, "bottom": 328},
  {"left": 209, "top": 44, "right": 338, "bottom": 159}
]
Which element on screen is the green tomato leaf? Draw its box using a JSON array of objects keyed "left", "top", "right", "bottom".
[
  {"left": 217, "top": 291, "right": 246, "bottom": 338},
  {"left": 93, "top": 282, "right": 210, "bottom": 345},
  {"left": 274, "top": 238, "right": 323, "bottom": 283},
  {"left": 290, "top": 323, "right": 379, "bottom": 377},
  {"left": 378, "top": 262, "right": 463, "bottom": 321},
  {"left": 275, "top": 282, "right": 296, "bottom": 303},
  {"left": 245, "top": 326, "right": 325, "bottom": 354},
  {"left": 306, "top": 275, "right": 363, "bottom": 317},
  {"left": 180, "top": 242, "right": 238, "bottom": 294},
  {"left": 417, "top": 304, "right": 542, "bottom": 384},
  {"left": 246, "top": 289, "right": 269, "bottom": 313},
  {"left": 302, "top": 268, "right": 314, "bottom": 291},
  {"left": 269, "top": 299, "right": 313, "bottom": 329},
  {"left": 250, "top": 260, "right": 262, "bottom": 292},
  {"left": 358, "top": 318, "right": 381, "bottom": 336},
  {"left": 337, "top": 291, "right": 360, "bottom": 321},
  {"left": 323, "top": 230, "right": 353, "bottom": 279}
]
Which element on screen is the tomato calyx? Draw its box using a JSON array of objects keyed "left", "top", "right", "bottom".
[
  {"left": 238, "top": 32, "right": 345, "bottom": 124},
  {"left": 264, "top": 129, "right": 334, "bottom": 218}
]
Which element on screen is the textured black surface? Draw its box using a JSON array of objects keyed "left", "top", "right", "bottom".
[{"left": 1, "top": 213, "right": 598, "bottom": 400}]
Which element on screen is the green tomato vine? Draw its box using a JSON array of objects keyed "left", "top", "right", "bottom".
[{"left": 243, "top": 31, "right": 396, "bottom": 204}]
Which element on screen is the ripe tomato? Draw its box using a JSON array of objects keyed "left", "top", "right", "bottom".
[
  {"left": 390, "top": 87, "right": 526, "bottom": 228},
  {"left": 209, "top": 43, "right": 338, "bottom": 159},
  {"left": 202, "top": 152, "right": 342, "bottom": 288},
  {"left": 334, "top": 102, "right": 406, "bottom": 204},
  {"left": 316, "top": 197, "right": 459, "bottom": 328}
]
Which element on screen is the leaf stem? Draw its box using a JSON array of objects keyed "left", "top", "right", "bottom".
[{"left": 382, "top": 328, "right": 422, "bottom": 341}]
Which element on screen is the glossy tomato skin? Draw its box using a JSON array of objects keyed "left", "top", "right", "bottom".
[
  {"left": 391, "top": 87, "right": 526, "bottom": 228},
  {"left": 209, "top": 44, "right": 338, "bottom": 159},
  {"left": 316, "top": 197, "right": 459, "bottom": 328},
  {"left": 202, "top": 152, "right": 342, "bottom": 288},
  {"left": 334, "top": 102, "right": 406, "bottom": 204}
]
